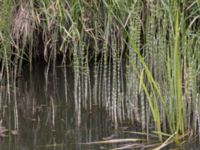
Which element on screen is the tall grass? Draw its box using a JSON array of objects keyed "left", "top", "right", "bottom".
[
  {"left": 0, "top": 0, "right": 199, "bottom": 145},
  {"left": 127, "top": 0, "right": 200, "bottom": 143}
]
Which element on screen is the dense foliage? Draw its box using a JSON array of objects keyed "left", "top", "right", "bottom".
[{"left": 0, "top": 0, "right": 200, "bottom": 145}]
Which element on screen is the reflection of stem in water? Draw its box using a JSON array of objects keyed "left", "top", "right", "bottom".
[
  {"left": 13, "top": 65, "right": 18, "bottom": 130},
  {"left": 87, "top": 44, "right": 92, "bottom": 110},
  {"left": 64, "top": 62, "right": 68, "bottom": 104},
  {"left": 117, "top": 46, "right": 122, "bottom": 123},
  {"left": 107, "top": 49, "right": 111, "bottom": 111},
  {"left": 74, "top": 68, "right": 81, "bottom": 127},
  {"left": 83, "top": 70, "right": 88, "bottom": 109},
  {"left": 78, "top": 72, "right": 81, "bottom": 127},
  {"left": 75, "top": 121, "right": 81, "bottom": 150},
  {"left": 98, "top": 60, "right": 103, "bottom": 106},
  {"left": 44, "top": 59, "right": 51, "bottom": 94},
  {"left": 50, "top": 96, "right": 55, "bottom": 128},
  {"left": 8, "top": 105, "right": 12, "bottom": 150},
  {"left": 33, "top": 121, "right": 40, "bottom": 148},
  {"left": 5, "top": 54, "right": 11, "bottom": 105},
  {"left": 0, "top": 64, "right": 4, "bottom": 110},
  {"left": 52, "top": 66, "right": 58, "bottom": 102},
  {"left": 93, "top": 61, "right": 98, "bottom": 108},
  {"left": 93, "top": 26, "right": 99, "bottom": 109},
  {"left": 73, "top": 36, "right": 81, "bottom": 127},
  {"left": 88, "top": 69, "right": 92, "bottom": 111},
  {"left": 120, "top": 50, "right": 125, "bottom": 122}
]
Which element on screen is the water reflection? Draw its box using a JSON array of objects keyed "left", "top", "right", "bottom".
[{"left": 0, "top": 61, "right": 122, "bottom": 150}]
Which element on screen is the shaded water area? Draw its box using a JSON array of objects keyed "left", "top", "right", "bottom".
[
  {"left": 0, "top": 60, "right": 132, "bottom": 150},
  {"left": 0, "top": 61, "right": 199, "bottom": 150}
]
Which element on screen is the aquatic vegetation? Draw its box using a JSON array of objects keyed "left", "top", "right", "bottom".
[{"left": 0, "top": 0, "right": 199, "bottom": 148}]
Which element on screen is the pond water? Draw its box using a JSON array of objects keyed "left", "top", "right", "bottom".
[
  {"left": 0, "top": 61, "right": 132, "bottom": 150},
  {"left": 0, "top": 61, "right": 199, "bottom": 150}
]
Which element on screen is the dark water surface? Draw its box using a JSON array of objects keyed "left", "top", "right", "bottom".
[
  {"left": 0, "top": 62, "right": 199, "bottom": 150},
  {"left": 0, "top": 62, "right": 129, "bottom": 150}
]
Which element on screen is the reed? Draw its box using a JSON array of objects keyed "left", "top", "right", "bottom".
[
  {"left": 0, "top": 0, "right": 199, "bottom": 147},
  {"left": 127, "top": 0, "right": 200, "bottom": 144}
]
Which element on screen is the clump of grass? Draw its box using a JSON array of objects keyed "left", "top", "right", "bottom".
[
  {"left": 127, "top": 0, "right": 200, "bottom": 144},
  {"left": 12, "top": 1, "right": 35, "bottom": 47}
]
